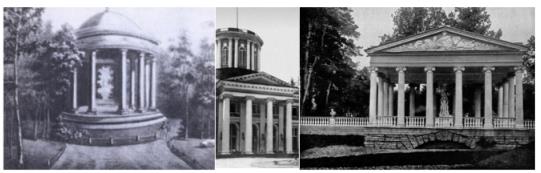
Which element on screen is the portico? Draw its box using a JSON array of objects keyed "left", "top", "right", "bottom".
[{"left": 364, "top": 27, "right": 530, "bottom": 129}]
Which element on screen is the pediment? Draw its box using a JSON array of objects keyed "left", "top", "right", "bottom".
[
  {"left": 225, "top": 72, "right": 293, "bottom": 87},
  {"left": 367, "top": 27, "right": 528, "bottom": 54}
]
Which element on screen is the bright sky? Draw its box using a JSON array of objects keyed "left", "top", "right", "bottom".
[
  {"left": 352, "top": 7, "right": 535, "bottom": 68},
  {"left": 216, "top": 8, "right": 300, "bottom": 82},
  {"left": 42, "top": 8, "right": 215, "bottom": 55}
]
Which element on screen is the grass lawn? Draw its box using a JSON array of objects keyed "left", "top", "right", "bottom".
[
  {"left": 169, "top": 138, "right": 215, "bottom": 169},
  {"left": 22, "top": 139, "right": 66, "bottom": 169}
]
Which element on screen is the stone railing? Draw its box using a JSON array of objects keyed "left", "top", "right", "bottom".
[
  {"left": 493, "top": 118, "right": 516, "bottom": 128},
  {"left": 376, "top": 116, "right": 397, "bottom": 127},
  {"left": 405, "top": 116, "right": 425, "bottom": 127},
  {"left": 301, "top": 116, "right": 534, "bottom": 130},
  {"left": 435, "top": 117, "right": 454, "bottom": 128},
  {"left": 300, "top": 116, "right": 368, "bottom": 126},
  {"left": 464, "top": 117, "right": 484, "bottom": 128}
]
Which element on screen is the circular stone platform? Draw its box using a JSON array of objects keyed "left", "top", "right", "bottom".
[{"left": 59, "top": 111, "right": 167, "bottom": 146}]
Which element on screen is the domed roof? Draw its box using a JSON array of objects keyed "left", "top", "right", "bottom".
[{"left": 76, "top": 9, "right": 160, "bottom": 53}]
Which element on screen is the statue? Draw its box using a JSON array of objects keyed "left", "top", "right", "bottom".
[{"left": 436, "top": 83, "right": 451, "bottom": 117}]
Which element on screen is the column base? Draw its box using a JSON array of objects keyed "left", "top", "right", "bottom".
[
  {"left": 265, "top": 151, "right": 274, "bottom": 154},
  {"left": 243, "top": 151, "right": 253, "bottom": 154},
  {"left": 220, "top": 151, "right": 230, "bottom": 155},
  {"left": 286, "top": 151, "right": 293, "bottom": 154}
]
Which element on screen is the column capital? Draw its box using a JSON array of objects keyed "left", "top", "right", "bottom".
[
  {"left": 483, "top": 66, "right": 495, "bottom": 73},
  {"left": 266, "top": 97, "right": 276, "bottom": 102},
  {"left": 368, "top": 67, "right": 378, "bottom": 73},
  {"left": 245, "top": 96, "right": 255, "bottom": 101},
  {"left": 424, "top": 66, "right": 435, "bottom": 72},
  {"left": 286, "top": 99, "right": 294, "bottom": 104},
  {"left": 514, "top": 66, "right": 525, "bottom": 73},
  {"left": 121, "top": 48, "right": 128, "bottom": 54},
  {"left": 395, "top": 66, "right": 407, "bottom": 72},
  {"left": 221, "top": 94, "right": 233, "bottom": 100},
  {"left": 139, "top": 52, "right": 146, "bottom": 58},
  {"left": 453, "top": 66, "right": 465, "bottom": 72}
]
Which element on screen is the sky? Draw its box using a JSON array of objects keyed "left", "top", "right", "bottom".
[
  {"left": 216, "top": 7, "right": 300, "bottom": 82},
  {"left": 42, "top": 8, "right": 215, "bottom": 55},
  {"left": 352, "top": 7, "right": 535, "bottom": 68}
]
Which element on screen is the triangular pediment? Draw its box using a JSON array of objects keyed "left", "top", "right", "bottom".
[
  {"left": 366, "top": 27, "right": 528, "bottom": 54},
  {"left": 225, "top": 72, "right": 294, "bottom": 87}
]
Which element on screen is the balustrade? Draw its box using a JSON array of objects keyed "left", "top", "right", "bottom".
[
  {"left": 524, "top": 120, "right": 535, "bottom": 129},
  {"left": 435, "top": 117, "right": 454, "bottom": 127},
  {"left": 377, "top": 116, "right": 397, "bottom": 127},
  {"left": 463, "top": 117, "right": 484, "bottom": 128},
  {"left": 405, "top": 116, "right": 425, "bottom": 127},
  {"left": 493, "top": 118, "right": 516, "bottom": 128}
]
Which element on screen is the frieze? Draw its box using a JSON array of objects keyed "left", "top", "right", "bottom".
[{"left": 384, "top": 32, "right": 508, "bottom": 52}]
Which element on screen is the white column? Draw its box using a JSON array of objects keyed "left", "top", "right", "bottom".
[
  {"left": 503, "top": 81, "right": 509, "bottom": 117},
  {"left": 228, "top": 39, "right": 233, "bottom": 67},
  {"left": 216, "top": 40, "right": 221, "bottom": 67},
  {"left": 509, "top": 76, "right": 516, "bottom": 118},
  {"left": 118, "top": 49, "right": 128, "bottom": 113},
  {"left": 221, "top": 95, "right": 231, "bottom": 154},
  {"left": 498, "top": 86, "right": 503, "bottom": 118},
  {"left": 71, "top": 67, "right": 78, "bottom": 112},
  {"left": 368, "top": 67, "right": 378, "bottom": 125},
  {"left": 137, "top": 52, "right": 145, "bottom": 112},
  {"left": 256, "top": 45, "right": 261, "bottom": 71},
  {"left": 454, "top": 66, "right": 464, "bottom": 127},
  {"left": 87, "top": 50, "right": 97, "bottom": 113},
  {"left": 389, "top": 84, "right": 394, "bottom": 116},
  {"left": 234, "top": 38, "right": 239, "bottom": 68},
  {"left": 425, "top": 67, "right": 435, "bottom": 127},
  {"left": 266, "top": 98, "right": 274, "bottom": 154},
  {"left": 285, "top": 100, "right": 293, "bottom": 154},
  {"left": 409, "top": 84, "right": 416, "bottom": 117},
  {"left": 130, "top": 57, "right": 136, "bottom": 110},
  {"left": 396, "top": 67, "right": 406, "bottom": 126},
  {"left": 514, "top": 67, "right": 524, "bottom": 128},
  {"left": 244, "top": 97, "right": 253, "bottom": 154},
  {"left": 150, "top": 57, "right": 157, "bottom": 110},
  {"left": 474, "top": 88, "right": 482, "bottom": 117},
  {"left": 377, "top": 76, "right": 384, "bottom": 117},
  {"left": 383, "top": 81, "right": 389, "bottom": 116},
  {"left": 483, "top": 66, "right": 494, "bottom": 128},
  {"left": 145, "top": 59, "right": 151, "bottom": 108},
  {"left": 278, "top": 104, "right": 284, "bottom": 152},
  {"left": 259, "top": 103, "right": 266, "bottom": 153},
  {"left": 247, "top": 40, "right": 252, "bottom": 70}
]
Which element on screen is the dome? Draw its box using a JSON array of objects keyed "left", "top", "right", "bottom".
[{"left": 76, "top": 9, "right": 160, "bottom": 53}]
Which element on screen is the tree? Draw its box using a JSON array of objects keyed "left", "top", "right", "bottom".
[
  {"left": 300, "top": 8, "right": 362, "bottom": 115},
  {"left": 523, "top": 36, "right": 535, "bottom": 84},
  {"left": 447, "top": 7, "right": 502, "bottom": 39},
  {"left": 4, "top": 7, "right": 44, "bottom": 168}
]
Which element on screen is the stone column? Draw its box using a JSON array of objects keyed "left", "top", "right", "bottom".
[
  {"left": 256, "top": 45, "right": 261, "bottom": 71},
  {"left": 483, "top": 66, "right": 494, "bottom": 128},
  {"left": 259, "top": 103, "right": 266, "bottom": 153},
  {"left": 221, "top": 95, "right": 231, "bottom": 154},
  {"left": 145, "top": 59, "right": 151, "bottom": 108},
  {"left": 396, "top": 67, "right": 406, "bottom": 126},
  {"left": 130, "top": 57, "right": 136, "bottom": 110},
  {"left": 498, "top": 86, "right": 503, "bottom": 118},
  {"left": 368, "top": 67, "right": 378, "bottom": 125},
  {"left": 383, "top": 81, "right": 389, "bottom": 116},
  {"left": 509, "top": 76, "right": 516, "bottom": 118},
  {"left": 514, "top": 67, "right": 524, "bottom": 128},
  {"left": 503, "top": 81, "right": 509, "bottom": 117},
  {"left": 150, "top": 58, "right": 157, "bottom": 110},
  {"left": 285, "top": 100, "right": 293, "bottom": 154},
  {"left": 118, "top": 49, "right": 128, "bottom": 113},
  {"left": 137, "top": 52, "right": 145, "bottom": 112},
  {"left": 217, "top": 97, "right": 223, "bottom": 152},
  {"left": 87, "top": 50, "right": 98, "bottom": 113},
  {"left": 228, "top": 39, "right": 233, "bottom": 67},
  {"left": 425, "top": 67, "right": 435, "bottom": 127},
  {"left": 247, "top": 40, "right": 252, "bottom": 70},
  {"left": 453, "top": 66, "right": 464, "bottom": 127},
  {"left": 234, "top": 38, "right": 239, "bottom": 68},
  {"left": 377, "top": 76, "right": 384, "bottom": 117},
  {"left": 409, "top": 84, "right": 416, "bottom": 117},
  {"left": 474, "top": 88, "right": 482, "bottom": 117},
  {"left": 216, "top": 40, "right": 221, "bottom": 67},
  {"left": 244, "top": 96, "right": 254, "bottom": 154},
  {"left": 71, "top": 67, "right": 78, "bottom": 112},
  {"left": 278, "top": 104, "right": 284, "bottom": 152},
  {"left": 266, "top": 98, "right": 274, "bottom": 154},
  {"left": 389, "top": 84, "right": 394, "bottom": 116}
]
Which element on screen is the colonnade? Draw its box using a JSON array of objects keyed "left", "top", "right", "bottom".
[{"left": 216, "top": 38, "right": 260, "bottom": 71}]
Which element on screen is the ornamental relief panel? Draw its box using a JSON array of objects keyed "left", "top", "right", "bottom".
[{"left": 384, "top": 32, "right": 507, "bottom": 52}]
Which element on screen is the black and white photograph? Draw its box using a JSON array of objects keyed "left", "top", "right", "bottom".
[
  {"left": 299, "top": 7, "right": 535, "bottom": 169},
  {"left": 4, "top": 7, "right": 216, "bottom": 169},
  {"left": 215, "top": 7, "right": 301, "bottom": 168}
]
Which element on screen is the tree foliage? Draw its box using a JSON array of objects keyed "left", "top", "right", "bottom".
[
  {"left": 300, "top": 8, "right": 363, "bottom": 116},
  {"left": 380, "top": 7, "right": 502, "bottom": 44}
]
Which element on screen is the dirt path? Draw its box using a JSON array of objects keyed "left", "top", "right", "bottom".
[{"left": 51, "top": 140, "right": 191, "bottom": 169}]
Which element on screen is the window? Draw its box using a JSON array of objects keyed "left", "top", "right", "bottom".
[
  {"left": 221, "top": 43, "right": 228, "bottom": 67},
  {"left": 239, "top": 44, "right": 247, "bottom": 68}
]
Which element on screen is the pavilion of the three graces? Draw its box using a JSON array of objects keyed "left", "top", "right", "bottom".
[
  {"left": 362, "top": 27, "right": 532, "bottom": 129},
  {"left": 216, "top": 28, "right": 300, "bottom": 155}
]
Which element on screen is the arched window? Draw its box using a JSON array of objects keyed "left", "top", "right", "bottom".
[
  {"left": 221, "top": 43, "right": 228, "bottom": 67},
  {"left": 239, "top": 44, "right": 247, "bottom": 68}
]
